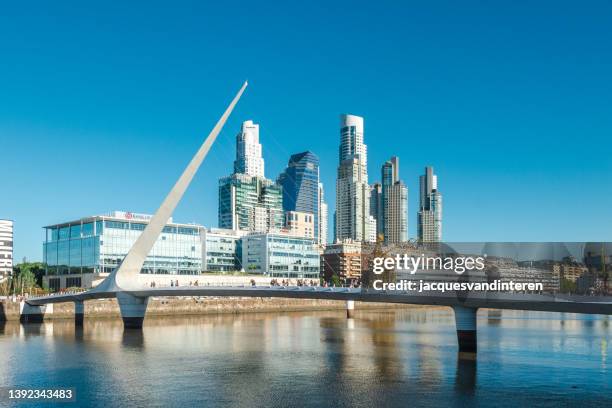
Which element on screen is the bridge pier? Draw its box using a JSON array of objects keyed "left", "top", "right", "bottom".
[
  {"left": 453, "top": 305, "right": 478, "bottom": 353},
  {"left": 20, "top": 302, "right": 52, "bottom": 323},
  {"left": 74, "top": 301, "right": 84, "bottom": 327},
  {"left": 117, "top": 293, "right": 149, "bottom": 329},
  {"left": 346, "top": 300, "right": 355, "bottom": 319}
]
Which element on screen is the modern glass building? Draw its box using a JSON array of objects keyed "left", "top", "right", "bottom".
[
  {"left": 277, "top": 151, "right": 321, "bottom": 242},
  {"left": 381, "top": 157, "right": 408, "bottom": 243},
  {"left": 43, "top": 211, "right": 202, "bottom": 290},
  {"left": 202, "top": 228, "right": 246, "bottom": 272},
  {"left": 241, "top": 232, "right": 320, "bottom": 279},
  {"left": 418, "top": 166, "right": 442, "bottom": 242},
  {"left": 218, "top": 173, "right": 283, "bottom": 232},
  {"left": 369, "top": 183, "right": 383, "bottom": 239}
]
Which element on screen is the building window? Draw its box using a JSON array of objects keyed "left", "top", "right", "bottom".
[{"left": 66, "top": 277, "right": 82, "bottom": 288}]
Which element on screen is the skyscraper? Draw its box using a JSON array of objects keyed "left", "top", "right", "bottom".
[
  {"left": 219, "top": 121, "right": 283, "bottom": 233},
  {"left": 335, "top": 114, "right": 375, "bottom": 243},
  {"left": 369, "top": 183, "right": 383, "bottom": 240},
  {"left": 218, "top": 174, "right": 283, "bottom": 232},
  {"left": 319, "top": 183, "right": 328, "bottom": 245},
  {"left": 381, "top": 157, "right": 408, "bottom": 243},
  {"left": 277, "top": 151, "right": 323, "bottom": 242},
  {"left": 234, "top": 120, "right": 265, "bottom": 177},
  {"left": 418, "top": 166, "right": 442, "bottom": 242}
]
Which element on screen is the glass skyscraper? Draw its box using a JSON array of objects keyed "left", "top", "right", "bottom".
[
  {"left": 418, "top": 166, "right": 442, "bottom": 242},
  {"left": 277, "top": 151, "right": 324, "bottom": 243},
  {"left": 382, "top": 157, "right": 407, "bottom": 243},
  {"left": 369, "top": 183, "right": 383, "bottom": 239},
  {"left": 218, "top": 173, "right": 283, "bottom": 232},
  {"left": 370, "top": 157, "right": 407, "bottom": 243}
]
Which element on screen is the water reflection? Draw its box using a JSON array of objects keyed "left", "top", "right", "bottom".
[
  {"left": 455, "top": 353, "right": 477, "bottom": 395},
  {"left": 122, "top": 329, "right": 144, "bottom": 348},
  {"left": 1, "top": 309, "right": 610, "bottom": 407}
]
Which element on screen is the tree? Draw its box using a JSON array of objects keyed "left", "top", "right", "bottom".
[
  {"left": 560, "top": 278, "right": 577, "bottom": 294},
  {"left": 0, "top": 262, "right": 47, "bottom": 296},
  {"left": 330, "top": 274, "right": 342, "bottom": 287},
  {"left": 13, "top": 262, "right": 46, "bottom": 287}
]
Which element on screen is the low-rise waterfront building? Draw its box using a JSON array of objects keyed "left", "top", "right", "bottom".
[
  {"left": 552, "top": 263, "right": 588, "bottom": 283},
  {"left": 202, "top": 228, "right": 247, "bottom": 272},
  {"left": 321, "top": 239, "right": 362, "bottom": 283},
  {"left": 43, "top": 211, "right": 203, "bottom": 290},
  {"left": 241, "top": 232, "right": 320, "bottom": 279}
]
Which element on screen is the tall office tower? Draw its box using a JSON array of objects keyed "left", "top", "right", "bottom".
[
  {"left": 381, "top": 157, "right": 408, "bottom": 243},
  {"left": 234, "top": 120, "right": 265, "bottom": 177},
  {"left": 319, "top": 183, "right": 328, "bottom": 245},
  {"left": 369, "top": 183, "right": 383, "bottom": 240},
  {"left": 417, "top": 166, "right": 442, "bottom": 242},
  {"left": 219, "top": 174, "right": 283, "bottom": 232},
  {"left": 335, "top": 114, "right": 374, "bottom": 242},
  {"left": 219, "top": 121, "right": 282, "bottom": 233},
  {"left": 277, "top": 151, "right": 322, "bottom": 242}
]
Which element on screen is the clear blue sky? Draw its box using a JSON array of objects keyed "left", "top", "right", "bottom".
[{"left": 1, "top": 1, "right": 611, "bottom": 262}]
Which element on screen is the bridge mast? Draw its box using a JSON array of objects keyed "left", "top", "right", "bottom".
[{"left": 97, "top": 81, "right": 248, "bottom": 328}]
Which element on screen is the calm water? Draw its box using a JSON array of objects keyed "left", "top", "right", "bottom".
[{"left": 0, "top": 308, "right": 610, "bottom": 407}]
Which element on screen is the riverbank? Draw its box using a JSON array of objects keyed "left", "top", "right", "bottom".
[{"left": 0, "top": 297, "right": 423, "bottom": 321}]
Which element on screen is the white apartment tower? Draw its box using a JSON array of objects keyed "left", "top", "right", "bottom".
[
  {"left": 234, "top": 120, "right": 265, "bottom": 178},
  {"left": 318, "top": 182, "right": 328, "bottom": 245},
  {"left": 335, "top": 114, "right": 375, "bottom": 243}
]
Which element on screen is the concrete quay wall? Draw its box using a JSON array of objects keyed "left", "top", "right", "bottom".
[{"left": 0, "top": 297, "right": 414, "bottom": 321}]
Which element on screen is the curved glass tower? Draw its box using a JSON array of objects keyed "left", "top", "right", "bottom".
[{"left": 277, "top": 151, "right": 321, "bottom": 242}]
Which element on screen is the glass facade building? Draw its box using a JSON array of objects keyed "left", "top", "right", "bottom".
[
  {"left": 241, "top": 232, "right": 320, "bottom": 279},
  {"left": 381, "top": 157, "right": 407, "bottom": 243},
  {"left": 277, "top": 151, "right": 321, "bottom": 242},
  {"left": 218, "top": 173, "right": 283, "bottom": 232},
  {"left": 202, "top": 228, "right": 246, "bottom": 272},
  {"left": 418, "top": 167, "right": 442, "bottom": 242},
  {"left": 43, "top": 211, "right": 202, "bottom": 290}
]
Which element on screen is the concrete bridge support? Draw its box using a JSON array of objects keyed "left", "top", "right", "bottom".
[
  {"left": 20, "top": 302, "right": 52, "bottom": 323},
  {"left": 346, "top": 300, "right": 355, "bottom": 318},
  {"left": 453, "top": 305, "right": 478, "bottom": 353},
  {"left": 117, "top": 293, "right": 149, "bottom": 329},
  {"left": 74, "top": 301, "right": 84, "bottom": 327}
]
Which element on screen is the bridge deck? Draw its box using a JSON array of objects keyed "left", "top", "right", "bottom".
[{"left": 25, "top": 286, "right": 612, "bottom": 315}]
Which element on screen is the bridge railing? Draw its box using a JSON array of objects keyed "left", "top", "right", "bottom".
[{"left": 141, "top": 280, "right": 361, "bottom": 290}]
